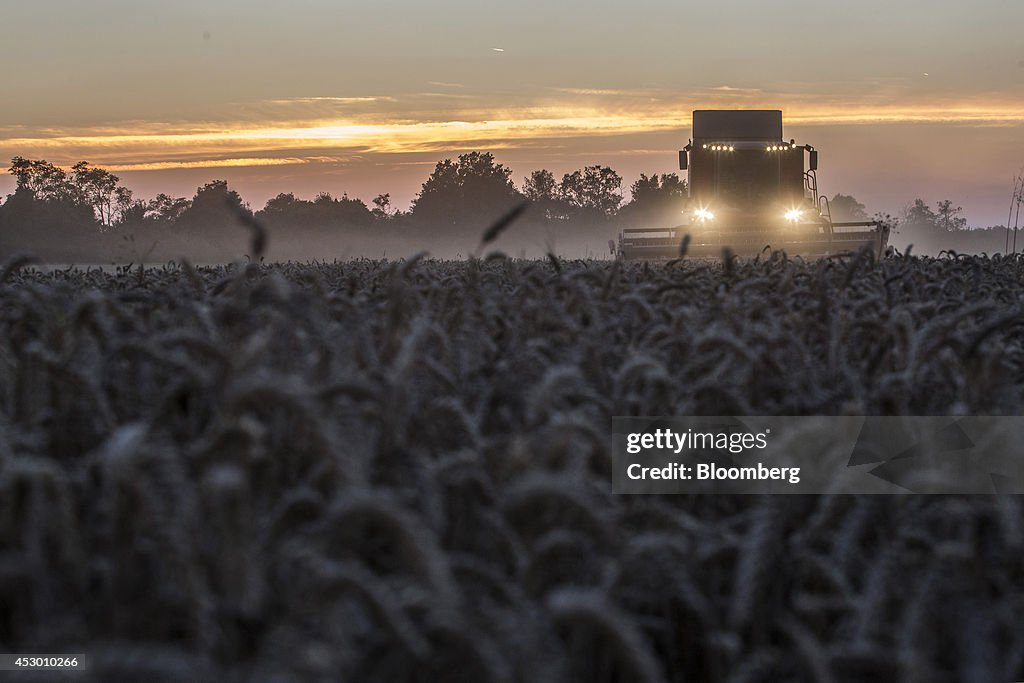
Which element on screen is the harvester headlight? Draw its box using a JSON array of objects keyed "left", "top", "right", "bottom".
[
  {"left": 784, "top": 209, "right": 803, "bottom": 222},
  {"left": 702, "top": 144, "right": 708, "bottom": 149},
  {"left": 694, "top": 208, "right": 715, "bottom": 221},
  {"left": 729, "top": 145, "right": 734, "bottom": 151}
]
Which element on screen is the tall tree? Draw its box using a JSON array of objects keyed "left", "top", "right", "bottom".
[
  {"left": 8, "top": 156, "right": 77, "bottom": 202},
  {"left": 175, "top": 180, "right": 250, "bottom": 232},
  {"left": 523, "top": 169, "right": 557, "bottom": 202},
  {"left": 903, "top": 199, "right": 938, "bottom": 230},
  {"left": 146, "top": 193, "right": 192, "bottom": 224},
  {"left": 897, "top": 198, "right": 943, "bottom": 248},
  {"left": 620, "top": 173, "right": 687, "bottom": 226},
  {"left": 71, "top": 161, "right": 133, "bottom": 228},
  {"left": 828, "top": 194, "right": 868, "bottom": 222},
  {"left": 936, "top": 199, "right": 967, "bottom": 231},
  {"left": 372, "top": 193, "right": 392, "bottom": 220},
  {"left": 3, "top": 157, "right": 96, "bottom": 234},
  {"left": 411, "top": 152, "right": 521, "bottom": 231},
  {"left": 523, "top": 169, "right": 568, "bottom": 221},
  {"left": 7, "top": 157, "right": 135, "bottom": 230},
  {"left": 559, "top": 165, "right": 623, "bottom": 218}
]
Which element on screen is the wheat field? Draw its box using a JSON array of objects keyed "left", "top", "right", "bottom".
[{"left": 1, "top": 251, "right": 1023, "bottom": 681}]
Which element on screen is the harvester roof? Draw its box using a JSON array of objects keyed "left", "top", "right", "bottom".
[{"left": 692, "top": 110, "right": 782, "bottom": 142}]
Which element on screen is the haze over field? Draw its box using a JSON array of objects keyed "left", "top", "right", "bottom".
[{"left": 2, "top": 0, "right": 1023, "bottom": 226}]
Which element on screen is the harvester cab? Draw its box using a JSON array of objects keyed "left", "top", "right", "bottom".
[{"left": 618, "top": 110, "right": 889, "bottom": 259}]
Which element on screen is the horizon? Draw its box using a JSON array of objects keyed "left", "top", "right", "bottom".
[{"left": 2, "top": 0, "right": 1023, "bottom": 227}]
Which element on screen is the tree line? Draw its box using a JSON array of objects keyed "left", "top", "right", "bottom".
[
  {"left": 0, "top": 152, "right": 1009, "bottom": 259},
  {"left": 828, "top": 193, "right": 1010, "bottom": 253},
  {"left": 0, "top": 152, "right": 687, "bottom": 236}
]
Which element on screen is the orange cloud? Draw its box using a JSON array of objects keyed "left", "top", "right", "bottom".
[
  {"left": 2, "top": 89, "right": 1022, "bottom": 171},
  {"left": 104, "top": 157, "right": 312, "bottom": 172}
]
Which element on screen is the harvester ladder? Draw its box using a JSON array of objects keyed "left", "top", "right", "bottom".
[
  {"left": 805, "top": 168, "right": 833, "bottom": 235},
  {"left": 804, "top": 169, "right": 821, "bottom": 206},
  {"left": 806, "top": 169, "right": 829, "bottom": 224}
]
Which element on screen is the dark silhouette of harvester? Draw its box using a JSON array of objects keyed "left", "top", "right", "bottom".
[{"left": 619, "top": 110, "right": 889, "bottom": 258}]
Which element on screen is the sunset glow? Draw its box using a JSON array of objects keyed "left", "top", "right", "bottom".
[
  {"left": 4, "top": 96, "right": 1023, "bottom": 168},
  {"left": 2, "top": 0, "right": 1023, "bottom": 226}
]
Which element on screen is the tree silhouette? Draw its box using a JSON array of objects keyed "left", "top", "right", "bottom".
[
  {"left": 372, "top": 193, "right": 392, "bottom": 220},
  {"left": 620, "top": 173, "right": 687, "bottom": 227},
  {"left": 146, "top": 193, "right": 192, "bottom": 225},
  {"left": 2, "top": 157, "right": 96, "bottom": 238},
  {"left": 256, "top": 191, "right": 372, "bottom": 229},
  {"left": 116, "top": 199, "right": 148, "bottom": 230},
  {"left": 175, "top": 180, "right": 250, "bottom": 233},
  {"left": 828, "top": 194, "right": 868, "bottom": 222},
  {"left": 8, "top": 156, "right": 77, "bottom": 202},
  {"left": 896, "top": 198, "right": 944, "bottom": 249},
  {"left": 71, "top": 162, "right": 133, "bottom": 228},
  {"left": 523, "top": 169, "right": 557, "bottom": 202},
  {"left": 314, "top": 192, "right": 372, "bottom": 225},
  {"left": 523, "top": 169, "right": 569, "bottom": 221},
  {"left": 411, "top": 152, "right": 521, "bottom": 232},
  {"left": 936, "top": 199, "right": 967, "bottom": 231},
  {"left": 559, "top": 165, "right": 622, "bottom": 220},
  {"left": 0, "top": 185, "right": 95, "bottom": 238},
  {"left": 903, "top": 199, "right": 938, "bottom": 229},
  {"left": 259, "top": 192, "right": 303, "bottom": 222},
  {"left": 6, "top": 157, "right": 138, "bottom": 231}
]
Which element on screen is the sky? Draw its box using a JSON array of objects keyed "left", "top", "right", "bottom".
[{"left": 1, "top": 0, "right": 1023, "bottom": 227}]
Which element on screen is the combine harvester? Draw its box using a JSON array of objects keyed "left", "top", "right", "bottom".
[{"left": 618, "top": 110, "right": 889, "bottom": 259}]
